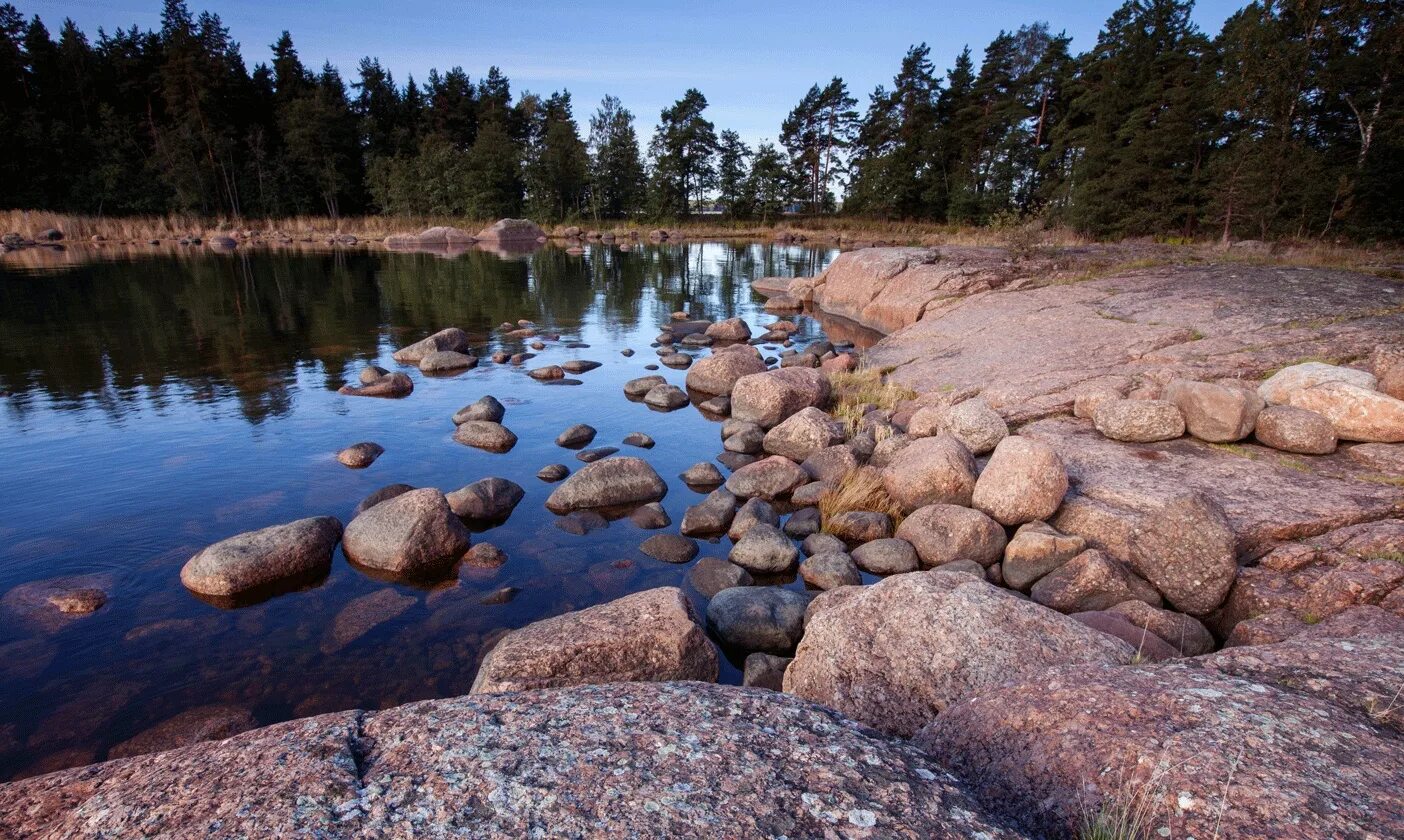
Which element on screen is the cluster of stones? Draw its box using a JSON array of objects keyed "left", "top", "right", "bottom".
[
  {"left": 1080, "top": 357, "right": 1404, "bottom": 450},
  {"left": 7, "top": 245, "right": 1404, "bottom": 837}
]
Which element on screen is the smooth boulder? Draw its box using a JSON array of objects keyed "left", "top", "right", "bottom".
[
  {"left": 970, "top": 436, "right": 1068, "bottom": 525},
  {"left": 341, "top": 489, "right": 471, "bottom": 579},
  {"left": 545, "top": 457, "right": 667, "bottom": 513},
  {"left": 730, "top": 368, "right": 830, "bottom": 428},
  {"left": 784, "top": 572, "right": 1133, "bottom": 737},
  {"left": 446, "top": 477, "right": 524, "bottom": 521},
  {"left": 881, "top": 434, "right": 977, "bottom": 513},
  {"left": 894, "top": 504, "right": 1006, "bottom": 568},
  {"left": 180, "top": 517, "right": 343, "bottom": 599},
  {"left": 392, "top": 327, "right": 470, "bottom": 363},
  {"left": 1092, "top": 399, "right": 1185, "bottom": 442},
  {"left": 471, "top": 587, "right": 718, "bottom": 693},
  {"left": 706, "top": 586, "right": 810, "bottom": 652}
]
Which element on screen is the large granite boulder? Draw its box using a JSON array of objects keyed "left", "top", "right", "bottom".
[
  {"left": 392, "top": 327, "right": 471, "bottom": 363},
  {"left": 471, "top": 587, "right": 718, "bottom": 693},
  {"left": 730, "top": 368, "right": 830, "bottom": 427},
  {"left": 474, "top": 218, "right": 546, "bottom": 243},
  {"left": 1126, "top": 492, "right": 1238, "bottom": 615},
  {"left": 0, "top": 683, "right": 1027, "bottom": 839},
  {"left": 684, "top": 347, "right": 767, "bottom": 395},
  {"left": 1258, "top": 361, "right": 1378, "bottom": 404},
  {"left": 917, "top": 633, "right": 1404, "bottom": 839},
  {"left": 1285, "top": 380, "right": 1404, "bottom": 442},
  {"left": 1165, "top": 378, "right": 1264, "bottom": 442},
  {"left": 1253, "top": 404, "right": 1337, "bottom": 453},
  {"left": 341, "top": 489, "right": 470, "bottom": 578},
  {"left": 762, "top": 407, "right": 845, "bottom": 461},
  {"left": 894, "top": 504, "right": 1006, "bottom": 569},
  {"left": 544, "top": 457, "right": 667, "bottom": 513},
  {"left": 180, "top": 517, "right": 342, "bottom": 600},
  {"left": 784, "top": 571, "right": 1133, "bottom": 737},
  {"left": 881, "top": 434, "right": 977, "bottom": 513},
  {"left": 970, "top": 436, "right": 1068, "bottom": 525}
]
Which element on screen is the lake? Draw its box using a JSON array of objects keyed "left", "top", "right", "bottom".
[{"left": 0, "top": 240, "right": 876, "bottom": 780}]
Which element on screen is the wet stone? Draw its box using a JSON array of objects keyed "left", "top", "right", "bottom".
[{"left": 576, "top": 446, "right": 619, "bottom": 463}]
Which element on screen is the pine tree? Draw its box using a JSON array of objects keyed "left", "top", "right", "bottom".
[
  {"left": 780, "top": 77, "right": 858, "bottom": 212},
  {"left": 715, "top": 129, "right": 752, "bottom": 217},
  {"left": 747, "top": 141, "right": 793, "bottom": 222},
  {"left": 586, "top": 95, "right": 645, "bottom": 219},
  {"left": 1053, "top": 0, "right": 1213, "bottom": 237},
  {"left": 647, "top": 88, "right": 718, "bottom": 218},
  {"left": 846, "top": 44, "right": 940, "bottom": 218},
  {"left": 524, "top": 91, "right": 588, "bottom": 220}
]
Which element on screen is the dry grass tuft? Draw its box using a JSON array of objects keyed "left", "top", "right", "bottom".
[
  {"left": 827, "top": 368, "right": 917, "bottom": 434},
  {"left": 818, "top": 468, "right": 905, "bottom": 529}
]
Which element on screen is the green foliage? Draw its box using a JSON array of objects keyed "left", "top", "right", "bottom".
[
  {"left": 587, "top": 95, "right": 646, "bottom": 219},
  {"left": 647, "top": 88, "right": 718, "bottom": 218},
  {"left": 0, "top": 0, "right": 1400, "bottom": 239}
]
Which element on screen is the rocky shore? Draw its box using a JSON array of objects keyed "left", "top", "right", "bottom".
[{"left": 3, "top": 244, "right": 1401, "bottom": 838}]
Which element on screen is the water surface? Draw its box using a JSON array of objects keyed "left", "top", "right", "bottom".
[{"left": 0, "top": 241, "right": 865, "bottom": 780}]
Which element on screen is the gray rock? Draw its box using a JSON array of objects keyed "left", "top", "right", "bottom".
[
  {"left": 446, "top": 477, "right": 524, "bottom": 521},
  {"left": 742, "top": 652, "right": 791, "bottom": 690},
  {"left": 545, "top": 457, "right": 668, "bottom": 513},
  {"left": 643, "top": 384, "right": 689, "bottom": 410},
  {"left": 555, "top": 423, "right": 597, "bottom": 448},
  {"left": 852, "top": 538, "right": 919, "bottom": 575},
  {"left": 392, "top": 327, "right": 470, "bottom": 363},
  {"left": 453, "top": 395, "right": 505, "bottom": 424},
  {"left": 628, "top": 503, "right": 671, "bottom": 530},
  {"left": 624, "top": 375, "right": 667, "bottom": 397},
  {"left": 681, "top": 489, "right": 739, "bottom": 537},
  {"left": 680, "top": 462, "right": 725, "bottom": 485},
  {"left": 419, "top": 350, "right": 477, "bottom": 373},
  {"left": 452, "top": 421, "right": 518, "bottom": 452},
  {"left": 800, "top": 552, "right": 861, "bottom": 590},
  {"left": 783, "top": 507, "right": 822, "bottom": 538},
  {"left": 706, "top": 586, "right": 810, "bottom": 652},
  {"left": 622, "top": 432, "right": 655, "bottom": 448},
  {"left": 687, "top": 557, "right": 754, "bottom": 598},
  {"left": 802, "top": 532, "right": 848, "bottom": 557},
  {"left": 576, "top": 446, "right": 619, "bottom": 463},
  {"left": 537, "top": 464, "right": 569, "bottom": 482},
  {"left": 727, "top": 497, "right": 779, "bottom": 541},
  {"left": 729, "top": 524, "right": 799, "bottom": 574}
]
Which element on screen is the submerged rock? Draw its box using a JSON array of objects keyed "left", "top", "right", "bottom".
[
  {"left": 336, "top": 441, "right": 383, "bottom": 469},
  {"left": 686, "top": 557, "right": 754, "bottom": 598},
  {"left": 180, "top": 517, "right": 342, "bottom": 600}
]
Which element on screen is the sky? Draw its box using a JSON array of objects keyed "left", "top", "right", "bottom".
[{"left": 24, "top": 0, "right": 1247, "bottom": 145}]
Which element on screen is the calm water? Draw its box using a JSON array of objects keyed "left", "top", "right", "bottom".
[{"left": 0, "top": 241, "right": 874, "bottom": 780}]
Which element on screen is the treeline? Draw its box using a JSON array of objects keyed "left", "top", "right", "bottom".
[{"left": 1, "top": 0, "right": 1400, "bottom": 239}]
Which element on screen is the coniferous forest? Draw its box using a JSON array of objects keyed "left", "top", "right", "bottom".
[{"left": 1, "top": 0, "right": 1400, "bottom": 240}]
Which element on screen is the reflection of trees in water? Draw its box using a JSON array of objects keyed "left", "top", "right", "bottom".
[{"left": 0, "top": 243, "right": 835, "bottom": 422}]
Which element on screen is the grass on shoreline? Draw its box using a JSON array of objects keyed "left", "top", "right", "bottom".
[{"left": 5, "top": 210, "right": 1400, "bottom": 266}]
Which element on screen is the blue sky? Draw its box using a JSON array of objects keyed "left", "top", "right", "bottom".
[{"left": 26, "top": 0, "right": 1246, "bottom": 145}]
